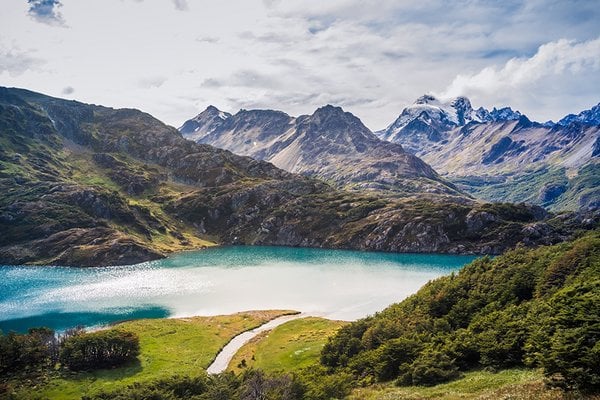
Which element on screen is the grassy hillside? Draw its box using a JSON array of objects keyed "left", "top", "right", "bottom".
[
  {"left": 228, "top": 317, "right": 347, "bottom": 373},
  {"left": 453, "top": 162, "right": 600, "bottom": 211},
  {"left": 349, "top": 369, "right": 566, "bottom": 400}
]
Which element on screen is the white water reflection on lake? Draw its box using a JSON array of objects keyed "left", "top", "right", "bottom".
[{"left": 0, "top": 246, "right": 477, "bottom": 332}]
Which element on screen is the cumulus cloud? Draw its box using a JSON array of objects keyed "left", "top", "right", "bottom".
[
  {"left": 439, "top": 38, "right": 600, "bottom": 120},
  {"left": 27, "top": 0, "right": 66, "bottom": 26}
]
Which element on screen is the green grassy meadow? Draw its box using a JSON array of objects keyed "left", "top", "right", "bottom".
[
  {"left": 228, "top": 317, "right": 347, "bottom": 374},
  {"left": 9, "top": 310, "right": 295, "bottom": 399}
]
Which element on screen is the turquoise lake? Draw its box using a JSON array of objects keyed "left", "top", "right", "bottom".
[{"left": 0, "top": 246, "right": 477, "bottom": 332}]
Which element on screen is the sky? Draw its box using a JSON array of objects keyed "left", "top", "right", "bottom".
[{"left": 1, "top": 0, "right": 599, "bottom": 130}]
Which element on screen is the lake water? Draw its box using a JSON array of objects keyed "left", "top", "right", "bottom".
[{"left": 0, "top": 246, "right": 477, "bottom": 332}]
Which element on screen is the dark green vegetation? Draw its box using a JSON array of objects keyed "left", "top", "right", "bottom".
[
  {"left": 321, "top": 230, "right": 600, "bottom": 394},
  {"left": 0, "top": 327, "right": 56, "bottom": 375},
  {"left": 0, "top": 326, "right": 138, "bottom": 375},
  {"left": 82, "top": 369, "right": 351, "bottom": 400},
  {"left": 0, "top": 87, "right": 595, "bottom": 266},
  {"left": 454, "top": 163, "right": 600, "bottom": 212},
  {"left": 59, "top": 329, "right": 139, "bottom": 371}
]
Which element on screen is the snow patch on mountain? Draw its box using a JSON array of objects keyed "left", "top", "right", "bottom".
[
  {"left": 557, "top": 103, "right": 600, "bottom": 126},
  {"left": 377, "top": 95, "right": 525, "bottom": 144}
]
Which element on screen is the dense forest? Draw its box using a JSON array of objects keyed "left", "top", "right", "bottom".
[{"left": 321, "top": 229, "right": 600, "bottom": 394}]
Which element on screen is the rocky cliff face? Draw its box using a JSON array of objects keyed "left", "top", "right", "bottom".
[
  {"left": 377, "top": 95, "right": 600, "bottom": 211},
  {"left": 180, "top": 104, "right": 463, "bottom": 197},
  {"left": 0, "top": 87, "right": 594, "bottom": 267}
]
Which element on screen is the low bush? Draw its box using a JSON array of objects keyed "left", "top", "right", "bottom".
[{"left": 59, "top": 329, "right": 139, "bottom": 371}]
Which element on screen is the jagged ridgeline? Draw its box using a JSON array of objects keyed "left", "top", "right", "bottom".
[
  {"left": 376, "top": 95, "right": 600, "bottom": 211},
  {"left": 0, "top": 87, "right": 593, "bottom": 267},
  {"left": 179, "top": 104, "right": 464, "bottom": 196},
  {"left": 320, "top": 230, "right": 600, "bottom": 394}
]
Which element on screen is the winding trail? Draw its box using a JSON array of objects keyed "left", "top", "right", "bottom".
[{"left": 207, "top": 313, "right": 304, "bottom": 374}]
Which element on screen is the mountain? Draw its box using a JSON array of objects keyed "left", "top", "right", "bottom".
[
  {"left": 377, "top": 95, "right": 600, "bottom": 211},
  {"left": 376, "top": 95, "right": 523, "bottom": 154},
  {"left": 1, "top": 87, "right": 590, "bottom": 266},
  {"left": 557, "top": 102, "right": 600, "bottom": 126},
  {"left": 179, "top": 104, "right": 463, "bottom": 197}
]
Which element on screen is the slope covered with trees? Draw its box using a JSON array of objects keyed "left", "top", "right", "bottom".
[{"left": 321, "top": 230, "right": 600, "bottom": 394}]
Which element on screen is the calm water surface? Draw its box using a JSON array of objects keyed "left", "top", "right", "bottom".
[{"left": 0, "top": 246, "right": 477, "bottom": 332}]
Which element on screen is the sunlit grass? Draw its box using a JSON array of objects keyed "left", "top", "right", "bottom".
[
  {"left": 228, "top": 317, "right": 347, "bottom": 374},
  {"left": 12, "top": 310, "right": 295, "bottom": 400}
]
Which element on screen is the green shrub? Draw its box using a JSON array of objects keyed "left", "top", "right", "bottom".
[
  {"left": 59, "top": 329, "right": 139, "bottom": 371},
  {"left": 320, "top": 231, "right": 600, "bottom": 393},
  {"left": 397, "top": 348, "right": 460, "bottom": 386},
  {"left": 0, "top": 327, "right": 55, "bottom": 373}
]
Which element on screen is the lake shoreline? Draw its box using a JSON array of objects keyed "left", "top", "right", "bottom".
[{"left": 3, "top": 240, "right": 498, "bottom": 269}]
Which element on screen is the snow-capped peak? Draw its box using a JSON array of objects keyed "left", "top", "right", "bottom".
[
  {"left": 384, "top": 95, "right": 476, "bottom": 134},
  {"left": 414, "top": 94, "right": 442, "bottom": 105},
  {"left": 179, "top": 105, "right": 231, "bottom": 136},
  {"left": 376, "top": 95, "right": 532, "bottom": 145},
  {"left": 557, "top": 102, "right": 600, "bottom": 126}
]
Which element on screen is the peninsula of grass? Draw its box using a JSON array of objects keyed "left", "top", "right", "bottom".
[
  {"left": 11, "top": 310, "right": 296, "bottom": 400},
  {"left": 228, "top": 317, "right": 347, "bottom": 374},
  {"left": 348, "top": 368, "right": 566, "bottom": 400}
]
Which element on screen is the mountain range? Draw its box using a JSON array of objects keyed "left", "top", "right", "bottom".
[
  {"left": 1, "top": 87, "right": 587, "bottom": 267},
  {"left": 180, "top": 104, "right": 462, "bottom": 197},
  {"left": 376, "top": 95, "right": 599, "bottom": 211},
  {"left": 181, "top": 96, "right": 599, "bottom": 211}
]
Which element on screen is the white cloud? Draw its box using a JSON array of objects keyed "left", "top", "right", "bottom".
[
  {"left": 439, "top": 38, "right": 600, "bottom": 121},
  {"left": 1, "top": 0, "right": 599, "bottom": 129},
  {"left": 0, "top": 45, "right": 44, "bottom": 76}
]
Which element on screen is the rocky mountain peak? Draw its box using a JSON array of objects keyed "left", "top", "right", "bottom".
[
  {"left": 204, "top": 104, "right": 220, "bottom": 113},
  {"left": 451, "top": 96, "right": 475, "bottom": 125},
  {"left": 557, "top": 102, "right": 600, "bottom": 126},
  {"left": 311, "top": 104, "right": 347, "bottom": 119},
  {"left": 179, "top": 105, "right": 231, "bottom": 137},
  {"left": 488, "top": 107, "right": 522, "bottom": 122},
  {"left": 306, "top": 105, "right": 372, "bottom": 139},
  {"left": 415, "top": 94, "right": 440, "bottom": 105}
]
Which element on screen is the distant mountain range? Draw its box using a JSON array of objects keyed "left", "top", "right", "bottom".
[
  {"left": 181, "top": 96, "right": 599, "bottom": 211},
  {"left": 4, "top": 87, "right": 579, "bottom": 266},
  {"left": 180, "top": 104, "right": 463, "bottom": 197},
  {"left": 375, "top": 95, "right": 599, "bottom": 211}
]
